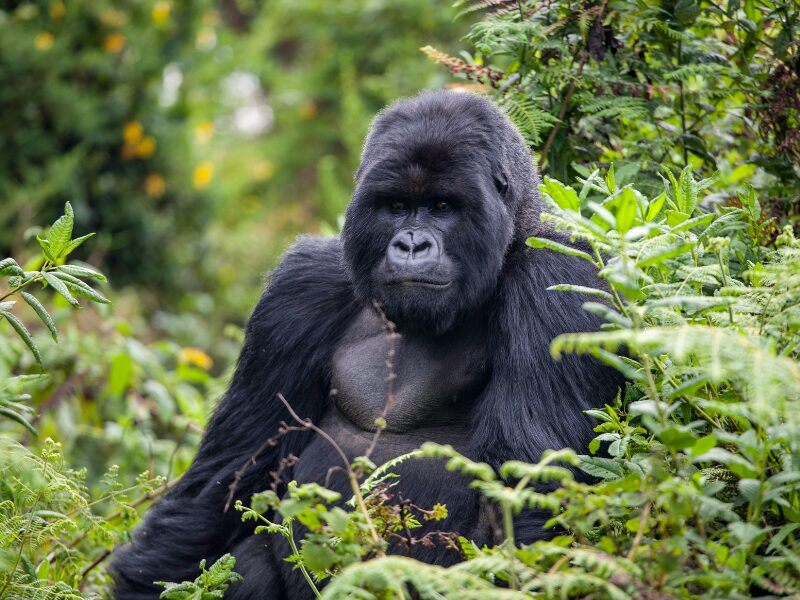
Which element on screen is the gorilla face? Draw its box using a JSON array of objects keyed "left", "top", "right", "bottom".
[{"left": 342, "top": 93, "right": 517, "bottom": 334}]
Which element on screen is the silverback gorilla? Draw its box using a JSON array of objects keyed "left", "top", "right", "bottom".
[{"left": 112, "top": 91, "right": 622, "bottom": 598}]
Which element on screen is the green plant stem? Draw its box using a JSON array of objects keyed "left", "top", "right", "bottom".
[
  {"left": 0, "top": 261, "right": 50, "bottom": 303},
  {"left": 716, "top": 251, "right": 735, "bottom": 324},
  {"left": 286, "top": 522, "right": 322, "bottom": 599},
  {"left": 502, "top": 503, "right": 520, "bottom": 591},
  {"left": 0, "top": 453, "right": 48, "bottom": 597}
]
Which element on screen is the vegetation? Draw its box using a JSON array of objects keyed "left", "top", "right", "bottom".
[{"left": 1, "top": 0, "right": 799, "bottom": 599}]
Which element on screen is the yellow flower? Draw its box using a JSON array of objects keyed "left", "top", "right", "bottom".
[
  {"left": 103, "top": 33, "right": 126, "bottom": 53},
  {"left": 144, "top": 173, "right": 166, "bottom": 198},
  {"left": 152, "top": 1, "right": 171, "bottom": 25},
  {"left": 192, "top": 161, "right": 214, "bottom": 190},
  {"left": 35, "top": 32, "right": 55, "bottom": 51},
  {"left": 49, "top": 1, "right": 65, "bottom": 19},
  {"left": 123, "top": 121, "right": 143, "bottom": 145},
  {"left": 194, "top": 121, "right": 214, "bottom": 143},
  {"left": 178, "top": 347, "right": 213, "bottom": 371},
  {"left": 135, "top": 136, "right": 157, "bottom": 159}
]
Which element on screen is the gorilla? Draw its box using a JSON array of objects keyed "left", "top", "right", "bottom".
[{"left": 112, "top": 91, "right": 621, "bottom": 598}]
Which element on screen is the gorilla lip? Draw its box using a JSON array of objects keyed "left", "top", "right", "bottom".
[{"left": 386, "top": 279, "right": 453, "bottom": 290}]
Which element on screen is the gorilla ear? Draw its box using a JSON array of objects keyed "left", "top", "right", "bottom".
[{"left": 493, "top": 169, "right": 509, "bottom": 196}]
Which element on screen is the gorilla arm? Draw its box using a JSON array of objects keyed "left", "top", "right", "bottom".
[
  {"left": 470, "top": 232, "right": 623, "bottom": 468},
  {"left": 111, "top": 237, "right": 359, "bottom": 599}
]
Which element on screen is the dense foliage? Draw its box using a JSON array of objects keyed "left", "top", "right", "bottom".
[
  {"left": 206, "top": 168, "right": 798, "bottom": 599},
  {"left": 426, "top": 0, "right": 800, "bottom": 210},
  {"left": 1, "top": 1, "right": 799, "bottom": 599}
]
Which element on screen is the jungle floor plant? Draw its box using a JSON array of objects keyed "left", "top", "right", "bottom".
[{"left": 183, "top": 166, "right": 800, "bottom": 600}]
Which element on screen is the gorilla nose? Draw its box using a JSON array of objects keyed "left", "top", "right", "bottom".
[{"left": 387, "top": 230, "right": 439, "bottom": 267}]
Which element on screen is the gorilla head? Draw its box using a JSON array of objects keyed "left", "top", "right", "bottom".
[{"left": 342, "top": 91, "right": 541, "bottom": 334}]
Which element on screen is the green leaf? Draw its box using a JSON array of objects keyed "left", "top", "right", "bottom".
[
  {"left": 767, "top": 524, "right": 800, "bottom": 554},
  {"left": 605, "top": 164, "right": 617, "bottom": 193},
  {"left": 62, "top": 233, "right": 96, "bottom": 257},
  {"left": 575, "top": 455, "right": 624, "bottom": 480},
  {"left": 21, "top": 292, "right": 58, "bottom": 341},
  {"left": 0, "top": 406, "right": 38, "bottom": 435},
  {"left": 547, "top": 284, "right": 614, "bottom": 303},
  {"left": 737, "top": 479, "right": 761, "bottom": 503},
  {"left": 645, "top": 192, "right": 667, "bottom": 222},
  {"left": 666, "top": 210, "right": 690, "bottom": 227},
  {"left": 540, "top": 177, "right": 580, "bottom": 211},
  {"left": 42, "top": 272, "right": 79, "bottom": 306},
  {"left": 658, "top": 426, "right": 697, "bottom": 450},
  {"left": 670, "top": 212, "right": 714, "bottom": 233},
  {"left": 106, "top": 352, "right": 133, "bottom": 397},
  {"left": 57, "top": 263, "right": 107, "bottom": 282},
  {"left": 36, "top": 236, "right": 56, "bottom": 262},
  {"left": 526, "top": 237, "right": 595, "bottom": 263},
  {"left": 637, "top": 242, "right": 694, "bottom": 267},
  {"left": 46, "top": 202, "right": 75, "bottom": 259},
  {"left": 52, "top": 271, "right": 111, "bottom": 304},
  {"left": 614, "top": 188, "right": 637, "bottom": 234},
  {"left": 728, "top": 522, "right": 768, "bottom": 546},
  {"left": 690, "top": 435, "right": 717, "bottom": 456},
  {"left": 301, "top": 542, "right": 337, "bottom": 573},
  {"left": 0, "top": 309, "right": 42, "bottom": 363},
  {"left": 0, "top": 258, "right": 24, "bottom": 277}
]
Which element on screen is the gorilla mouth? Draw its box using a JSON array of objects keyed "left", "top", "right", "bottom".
[{"left": 386, "top": 279, "right": 453, "bottom": 290}]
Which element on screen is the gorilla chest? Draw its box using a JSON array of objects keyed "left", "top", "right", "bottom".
[
  {"left": 330, "top": 307, "right": 490, "bottom": 437},
  {"left": 292, "top": 308, "right": 490, "bottom": 493}
]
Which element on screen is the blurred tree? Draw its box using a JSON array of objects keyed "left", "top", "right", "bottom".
[
  {"left": 0, "top": 0, "right": 467, "bottom": 324},
  {"left": 0, "top": 0, "right": 214, "bottom": 294}
]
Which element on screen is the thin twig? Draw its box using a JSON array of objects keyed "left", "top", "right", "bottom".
[
  {"left": 276, "top": 393, "right": 384, "bottom": 552},
  {"left": 78, "top": 548, "right": 111, "bottom": 588},
  {"left": 538, "top": 50, "right": 589, "bottom": 167}
]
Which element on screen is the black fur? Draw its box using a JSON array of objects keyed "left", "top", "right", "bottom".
[{"left": 111, "top": 91, "right": 622, "bottom": 599}]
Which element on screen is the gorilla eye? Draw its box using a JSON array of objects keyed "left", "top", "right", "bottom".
[
  {"left": 433, "top": 201, "right": 449, "bottom": 211},
  {"left": 390, "top": 200, "right": 406, "bottom": 211}
]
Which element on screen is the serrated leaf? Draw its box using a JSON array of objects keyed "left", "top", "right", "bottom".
[
  {"left": 46, "top": 202, "right": 74, "bottom": 258},
  {"left": 0, "top": 258, "right": 24, "bottom": 277},
  {"left": 42, "top": 272, "right": 79, "bottom": 306},
  {"left": 57, "top": 263, "right": 107, "bottom": 282},
  {"left": 62, "top": 233, "right": 96, "bottom": 257},
  {"left": 527, "top": 237, "right": 595, "bottom": 263},
  {"left": 21, "top": 292, "right": 58, "bottom": 342},
  {"left": 540, "top": 177, "right": 580, "bottom": 211},
  {"left": 52, "top": 271, "right": 111, "bottom": 304},
  {"left": 666, "top": 210, "right": 690, "bottom": 227},
  {"left": 0, "top": 309, "right": 42, "bottom": 363},
  {"left": 36, "top": 236, "right": 56, "bottom": 262},
  {"left": 670, "top": 212, "right": 714, "bottom": 233},
  {"left": 576, "top": 455, "right": 624, "bottom": 479}
]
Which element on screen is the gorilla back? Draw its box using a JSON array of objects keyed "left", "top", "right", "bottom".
[{"left": 111, "top": 91, "right": 622, "bottom": 599}]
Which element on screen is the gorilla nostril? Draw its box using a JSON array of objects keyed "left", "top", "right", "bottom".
[
  {"left": 393, "top": 239, "right": 411, "bottom": 254},
  {"left": 413, "top": 240, "right": 432, "bottom": 256}
]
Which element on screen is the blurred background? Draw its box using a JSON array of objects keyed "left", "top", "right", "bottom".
[
  {"left": 1, "top": 0, "right": 799, "bottom": 594},
  {"left": 0, "top": 0, "right": 468, "bottom": 355}
]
